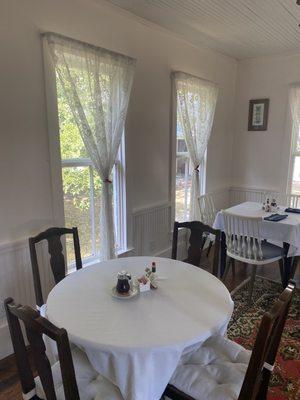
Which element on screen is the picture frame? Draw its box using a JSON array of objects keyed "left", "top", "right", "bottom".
[{"left": 248, "top": 98, "right": 269, "bottom": 131}]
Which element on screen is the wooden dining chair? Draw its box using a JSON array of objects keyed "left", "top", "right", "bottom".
[
  {"left": 172, "top": 221, "right": 221, "bottom": 277},
  {"left": 222, "top": 211, "right": 284, "bottom": 303},
  {"left": 4, "top": 297, "right": 122, "bottom": 400},
  {"left": 29, "top": 227, "right": 82, "bottom": 308},
  {"left": 287, "top": 193, "right": 300, "bottom": 208},
  {"left": 164, "top": 280, "right": 296, "bottom": 400}
]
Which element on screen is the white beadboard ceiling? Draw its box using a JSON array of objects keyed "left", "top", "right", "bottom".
[{"left": 104, "top": 0, "right": 300, "bottom": 59}]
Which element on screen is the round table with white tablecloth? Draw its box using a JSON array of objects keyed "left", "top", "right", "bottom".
[{"left": 46, "top": 256, "right": 233, "bottom": 400}]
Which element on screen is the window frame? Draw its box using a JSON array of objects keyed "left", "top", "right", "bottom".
[
  {"left": 171, "top": 78, "right": 206, "bottom": 224},
  {"left": 42, "top": 38, "right": 127, "bottom": 267}
]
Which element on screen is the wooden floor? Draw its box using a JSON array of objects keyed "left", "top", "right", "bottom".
[{"left": 0, "top": 258, "right": 299, "bottom": 400}]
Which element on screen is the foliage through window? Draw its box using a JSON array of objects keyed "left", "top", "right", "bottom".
[
  {"left": 175, "top": 118, "right": 206, "bottom": 222},
  {"left": 56, "top": 77, "right": 125, "bottom": 265}
]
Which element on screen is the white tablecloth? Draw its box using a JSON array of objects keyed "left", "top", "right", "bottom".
[
  {"left": 214, "top": 201, "right": 300, "bottom": 256},
  {"left": 46, "top": 256, "right": 233, "bottom": 400}
]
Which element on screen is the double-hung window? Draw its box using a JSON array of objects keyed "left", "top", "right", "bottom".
[
  {"left": 173, "top": 72, "right": 217, "bottom": 223},
  {"left": 48, "top": 53, "right": 126, "bottom": 267},
  {"left": 175, "top": 108, "right": 206, "bottom": 222}
]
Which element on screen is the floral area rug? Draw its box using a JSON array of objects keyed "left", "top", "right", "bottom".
[{"left": 227, "top": 276, "right": 300, "bottom": 400}]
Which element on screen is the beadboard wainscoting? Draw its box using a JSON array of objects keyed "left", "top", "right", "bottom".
[
  {"left": 211, "top": 187, "right": 231, "bottom": 212},
  {"left": 132, "top": 202, "right": 173, "bottom": 257},
  {"left": 229, "top": 186, "right": 281, "bottom": 206}
]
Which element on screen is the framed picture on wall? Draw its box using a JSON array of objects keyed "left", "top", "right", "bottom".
[{"left": 248, "top": 98, "right": 269, "bottom": 131}]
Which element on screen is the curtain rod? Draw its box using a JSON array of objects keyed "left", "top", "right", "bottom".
[
  {"left": 171, "top": 70, "right": 218, "bottom": 86},
  {"left": 290, "top": 82, "right": 300, "bottom": 88},
  {"left": 41, "top": 31, "right": 137, "bottom": 64}
]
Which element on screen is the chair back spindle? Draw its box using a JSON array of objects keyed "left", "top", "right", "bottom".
[
  {"left": 288, "top": 194, "right": 300, "bottom": 208},
  {"left": 222, "top": 211, "right": 264, "bottom": 262}
]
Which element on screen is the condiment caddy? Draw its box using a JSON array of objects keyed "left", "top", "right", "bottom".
[
  {"left": 138, "top": 262, "right": 158, "bottom": 291},
  {"left": 262, "top": 198, "right": 279, "bottom": 213},
  {"left": 112, "top": 262, "right": 158, "bottom": 299}
]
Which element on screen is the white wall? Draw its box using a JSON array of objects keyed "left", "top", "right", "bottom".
[
  {"left": 0, "top": 0, "right": 237, "bottom": 246},
  {"left": 231, "top": 52, "right": 300, "bottom": 192}
]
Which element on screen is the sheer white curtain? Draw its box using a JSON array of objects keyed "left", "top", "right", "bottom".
[
  {"left": 44, "top": 33, "right": 136, "bottom": 260},
  {"left": 173, "top": 72, "right": 218, "bottom": 220}
]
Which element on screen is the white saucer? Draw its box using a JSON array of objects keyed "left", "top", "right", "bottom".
[{"left": 111, "top": 286, "right": 139, "bottom": 300}]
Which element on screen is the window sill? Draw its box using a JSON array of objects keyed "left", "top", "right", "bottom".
[
  {"left": 117, "top": 246, "right": 135, "bottom": 258},
  {"left": 67, "top": 246, "right": 135, "bottom": 274}
]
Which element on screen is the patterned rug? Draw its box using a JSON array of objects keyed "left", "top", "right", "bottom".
[{"left": 227, "top": 276, "right": 300, "bottom": 400}]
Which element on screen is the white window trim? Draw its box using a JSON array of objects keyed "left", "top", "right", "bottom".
[
  {"left": 170, "top": 77, "right": 206, "bottom": 225},
  {"left": 42, "top": 38, "right": 128, "bottom": 266}
]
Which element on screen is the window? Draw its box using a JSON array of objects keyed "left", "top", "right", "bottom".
[
  {"left": 43, "top": 33, "right": 134, "bottom": 265},
  {"left": 172, "top": 72, "right": 217, "bottom": 223},
  {"left": 175, "top": 115, "right": 206, "bottom": 222},
  {"left": 288, "top": 85, "right": 300, "bottom": 195},
  {"left": 55, "top": 72, "right": 126, "bottom": 266}
]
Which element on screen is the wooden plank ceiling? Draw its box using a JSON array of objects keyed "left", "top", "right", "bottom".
[{"left": 104, "top": 0, "right": 300, "bottom": 59}]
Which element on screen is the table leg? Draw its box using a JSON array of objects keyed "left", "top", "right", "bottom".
[
  {"left": 220, "top": 232, "right": 227, "bottom": 278},
  {"left": 283, "top": 242, "right": 292, "bottom": 287}
]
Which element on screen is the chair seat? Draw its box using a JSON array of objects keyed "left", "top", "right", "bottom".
[
  {"left": 227, "top": 241, "right": 284, "bottom": 265},
  {"left": 35, "top": 347, "right": 123, "bottom": 400},
  {"left": 169, "top": 335, "right": 251, "bottom": 400}
]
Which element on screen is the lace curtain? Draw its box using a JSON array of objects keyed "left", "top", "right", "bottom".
[
  {"left": 173, "top": 72, "right": 218, "bottom": 220},
  {"left": 289, "top": 84, "right": 300, "bottom": 151},
  {"left": 44, "top": 33, "right": 136, "bottom": 260}
]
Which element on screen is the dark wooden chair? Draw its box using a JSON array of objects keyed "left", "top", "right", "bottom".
[
  {"left": 172, "top": 221, "right": 221, "bottom": 277},
  {"left": 4, "top": 297, "right": 80, "bottom": 400},
  {"left": 163, "top": 280, "right": 296, "bottom": 400},
  {"left": 29, "top": 227, "right": 82, "bottom": 307}
]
